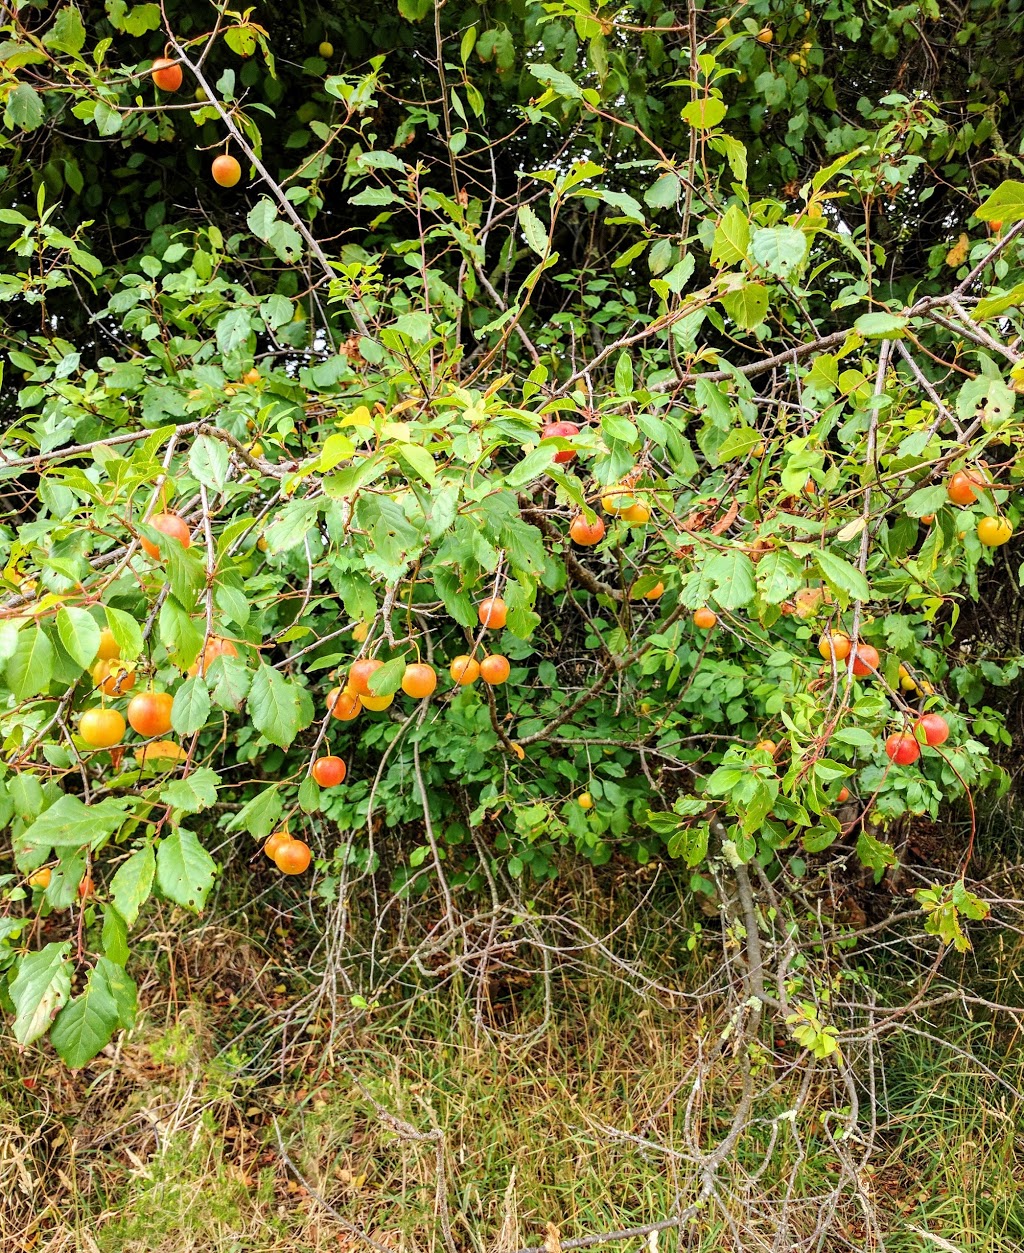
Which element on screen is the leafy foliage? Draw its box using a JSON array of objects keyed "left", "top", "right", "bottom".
[{"left": 1, "top": 0, "right": 1022, "bottom": 1063}]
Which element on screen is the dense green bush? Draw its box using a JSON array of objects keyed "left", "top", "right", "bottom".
[{"left": 1, "top": 0, "right": 1023, "bottom": 1063}]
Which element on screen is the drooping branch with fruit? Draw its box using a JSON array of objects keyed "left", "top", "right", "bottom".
[{"left": 0, "top": 0, "right": 1019, "bottom": 1080}]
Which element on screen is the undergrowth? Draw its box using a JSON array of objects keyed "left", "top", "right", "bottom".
[{"left": 3, "top": 857, "right": 1024, "bottom": 1253}]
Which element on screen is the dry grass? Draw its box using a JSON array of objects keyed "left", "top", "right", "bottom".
[{"left": 3, "top": 865, "right": 1024, "bottom": 1252}]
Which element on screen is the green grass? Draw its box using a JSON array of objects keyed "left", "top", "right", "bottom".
[{"left": 4, "top": 874, "right": 1024, "bottom": 1252}]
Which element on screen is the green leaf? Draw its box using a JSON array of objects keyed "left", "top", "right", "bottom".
[
  {"left": 666, "top": 822, "right": 709, "bottom": 867},
  {"left": 43, "top": 6, "right": 87, "bottom": 53},
  {"left": 246, "top": 199, "right": 303, "bottom": 262},
  {"left": 529, "top": 63, "right": 583, "bottom": 99},
  {"left": 854, "top": 312, "right": 909, "bottom": 340},
  {"left": 681, "top": 97, "right": 727, "bottom": 129},
  {"left": 215, "top": 308, "right": 252, "bottom": 356},
  {"left": 956, "top": 375, "right": 1016, "bottom": 429},
  {"left": 298, "top": 775, "right": 321, "bottom": 813},
  {"left": 506, "top": 445, "right": 557, "bottom": 487},
  {"left": 247, "top": 663, "right": 309, "bottom": 748},
  {"left": 815, "top": 550, "right": 870, "bottom": 602},
  {"left": 706, "top": 549, "right": 757, "bottom": 610},
  {"left": 210, "top": 655, "right": 251, "bottom": 710},
  {"left": 976, "top": 180, "right": 1024, "bottom": 225},
  {"left": 102, "top": 907, "right": 129, "bottom": 966},
  {"left": 4, "top": 83, "right": 45, "bottom": 132},
  {"left": 394, "top": 443, "right": 436, "bottom": 484},
  {"left": 749, "top": 226, "right": 807, "bottom": 278},
  {"left": 394, "top": 311, "right": 432, "bottom": 341},
  {"left": 189, "top": 435, "right": 231, "bottom": 491},
  {"left": 903, "top": 485, "right": 948, "bottom": 518},
  {"left": 264, "top": 497, "right": 322, "bottom": 554},
  {"left": 104, "top": 606, "right": 143, "bottom": 661},
  {"left": 755, "top": 550, "right": 803, "bottom": 603},
  {"left": 318, "top": 432, "right": 356, "bottom": 472},
  {"left": 56, "top": 606, "right": 101, "bottom": 669},
  {"left": 711, "top": 203, "right": 749, "bottom": 267},
  {"left": 720, "top": 282, "right": 768, "bottom": 329},
  {"left": 10, "top": 942, "right": 72, "bottom": 1046},
  {"left": 614, "top": 351, "right": 634, "bottom": 396},
  {"left": 159, "top": 596, "right": 203, "bottom": 672},
  {"left": 975, "top": 283, "right": 1024, "bottom": 320},
  {"left": 93, "top": 100, "right": 122, "bottom": 137},
  {"left": 156, "top": 828, "right": 216, "bottom": 911},
  {"left": 109, "top": 845, "right": 155, "bottom": 927},
  {"left": 21, "top": 794, "right": 131, "bottom": 848},
  {"left": 51, "top": 959, "right": 136, "bottom": 1068},
  {"left": 7, "top": 626, "right": 54, "bottom": 698},
  {"left": 398, "top": 0, "right": 432, "bottom": 21},
  {"left": 856, "top": 830, "right": 897, "bottom": 884},
  {"left": 717, "top": 424, "right": 761, "bottom": 461},
  {"left": 518, "top": 204, "right": 548, "bottom": 256},
  {"left": 602, "top": 414, "right": 638, "bottom": 443},
  {"left": 122, "top": 3, "right": 161, "bottom": 34},
  {"left": 226, "top": 785, "right": 282, "bottom": 840},
  {"left": 160, "top": 767, "right": 219, "bottom": 815},
  {"left": 368, "top": 656, "right": 407, "bottom": 696},
  {"left": 644, "top": 171, "right": 681, "bottom": 209},
  {"left": 171, "top": 675, "right": 211, "bottom": 736}
]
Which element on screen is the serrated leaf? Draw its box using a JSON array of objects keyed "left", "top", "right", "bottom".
[
  {"left": 854, "top": 312, "right": 909, "bottom": 340},
  {"left": 101, "top": 907, "right": 129, "bottom": 966},
  {"left": 711, "top": 203, "right": 749, "bottom": 267},
  {"left": 816, "top": 550, "right": 870, "bottom": 602},
  {"left": 189, "top": 435, "right": 231, "bottom": 491},
  {"left": 394, "top": 443, "right": 436, "bottom": 484},
  {"left": 720, "top": 282, "right": 768, "bottom": 329},
  {"left": 4, "top": 83, "right": 45, "bottom": 132},
  {"left": 298, "top": 775, "right": 321, "bottom": 813},
  {"left": 159, "top": 596, "right": 203, "bottom": 672},
  {"left": 529, "top": 62, "right": 582, "bottom": 98},
  {"left": 518, "top": 204, "right": 548, "bottom": 256},
  {"left": 21, "top": 795, "right": 131, "bottom": 848},
  {"left": 109, "top": 845, "right": 155, "bottom": 927},
  {"left": 856, "top": 830, "right": 897, "bottom": 884},
  {"left": 51, "top": 958, "right": 136, "bottom": 1068},
  {"left": 160, "top": 767, "right": 219, "bottom": 815},
  {"left": 974, "top": 283, "right": 1024, "bottom": 320},
  {"left": 706, "top": 549, "right": 757, "bottom": 610},
  {"left": 210, "top": 655, "right": 251, "bottom": 710},
  {"left": 171, "top": 675, "right": 211, "bottom": 736},
  {"left": 43, "top": 6, "right": 87, "bottom": 54},
  {"left": 10, "top": 942, "right": 72, "bottom": 1046},
  {"left": 367, "top": 656, "right": 407, "bottom": 696},
  {"left": 227, "top": 786, "right": 282, "bottom": 840},
  {"left": 214, "top": 583, "right": 249, "bottom": 627},
  {"left": 644, "top": 171, "right": 681, "bottom": 209},
  {"left": 264, "top": 497, "right": 322, "bottom": 554},
  {"left": 681, "top": 96, "right": 727, "bottom": 129},
  {"left": 749, "top": 226, "right": 807, "bottom": 278},
  {"left": 394, "top": 310, "right": 432, "bottom": 341},
  {"left": 506, "top": 444, "right": 557, "bottom": 487},
  {"left": 247, "top": 664, "right": 309, "bottom": 748},
  {"left": 318, "top": 432, "right": 356, "bottom": 472},
  {"left": 976, "top": 180, "right": 1024, "bottom": 225},
  {"left": 7, "top": 626, "right": 54, "bottom": 699},
  {"left": 755, "top": 550, "right": 803, "bottom": 603},
  {"left": 156, "top": 828, "right": 216, "bottom": 911},
  {"left": 56, "top": 606, "right": 101, "bottom": 669},
  {"left": 904, "top": 485, "right": 948, "bottom": 518},
  {"left": 104, "top": 606, "right": 143, "bottom": 661}
]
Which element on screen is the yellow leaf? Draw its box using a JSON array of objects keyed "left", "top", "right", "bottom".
[{"left": 946, "top": 233, "right": 969, "bottom": 268}]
